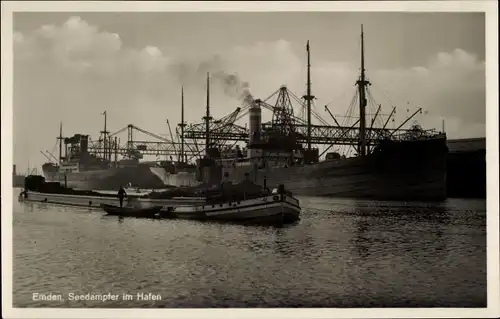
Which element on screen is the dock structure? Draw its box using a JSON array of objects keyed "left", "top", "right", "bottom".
[
  {"left": 446, "top": 137, "right": 486, "bottom": 199},
  {"left": 447, "top": 137, "right": 485, "bottom": 154}
]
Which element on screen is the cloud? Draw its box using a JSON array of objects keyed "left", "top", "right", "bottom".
[
  {"left": 13, "top": 16, "right": 485, "bottom": 170},
  {"left": 14, "top": 16, "right": 171, "bottom": 78},
  {"left": 370, "top": 48, "right": 486, "bottom": 126}
]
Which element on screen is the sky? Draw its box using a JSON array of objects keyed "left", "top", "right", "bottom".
[{"left": 12, "top": 11, "right": 486, "bottom": 173}]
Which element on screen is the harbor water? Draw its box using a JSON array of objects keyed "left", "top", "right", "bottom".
[{"left": 12, "top": 188, "right": 486, "bottom": 308}]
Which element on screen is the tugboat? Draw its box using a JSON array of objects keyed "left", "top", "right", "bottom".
[{"left": 172, "top": 177, "right": 301, "bottom": 225}]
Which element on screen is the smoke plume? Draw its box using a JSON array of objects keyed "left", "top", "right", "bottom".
[
  {"left": 211, "top": 71, "right": 255, "bottom": 107},
  {"left": 169, "top": 54, "right": 255, "bottom": 106}
]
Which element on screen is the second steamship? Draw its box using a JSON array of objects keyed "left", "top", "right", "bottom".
[
  {"left": 42, "top": 130, "right": 165, "bottom": 191},
  {"left": 193, "top": 26, "right": 448, "bottom": 201}
]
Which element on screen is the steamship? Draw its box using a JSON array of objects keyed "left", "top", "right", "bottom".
[
  {"left": 42, "top": 133, "right": 164, "bottom": 191},
  {"left": 194, "top": 26, "right": 448, "bottom": 201}
]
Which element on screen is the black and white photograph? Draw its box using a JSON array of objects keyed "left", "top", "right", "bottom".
[{"left": 2, "top": 1, "right": 499, "bottom": 318}]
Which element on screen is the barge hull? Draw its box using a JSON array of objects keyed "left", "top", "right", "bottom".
[{"left": 20, "top": 191, "right": 204, "bottom": 210}]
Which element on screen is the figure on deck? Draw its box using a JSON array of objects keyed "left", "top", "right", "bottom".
[{"left": 117, "top": 186, "right": 127, "bottom": 207}]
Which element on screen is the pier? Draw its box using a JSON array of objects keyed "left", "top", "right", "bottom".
[
  {"left": 447, "top": 138, "right": 486, "bottom": 198},
  {"left": 447, "top": 137, "right": 485, "bottom": 154}
]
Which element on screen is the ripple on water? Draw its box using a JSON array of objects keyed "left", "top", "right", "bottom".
[{"left": 12, "top": 190, "right": 487, "bottom": 308}]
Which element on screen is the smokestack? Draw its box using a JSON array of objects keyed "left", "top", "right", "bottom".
[
  {"left": 249, "top": 99, "right": 262, "bottom": 143},
  {"left": 248, "top": 99, "right": 262, "bottom": 159},
  {"left": 13, "top": 164, "right": 16, "bottom": 176}
]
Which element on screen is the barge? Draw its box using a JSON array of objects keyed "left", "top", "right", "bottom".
[
  {"left": 19, "top": 175, "right": 204, "bottom": 210},
  {"left": 19, "top": 175, "right": 301, "bottom": 225},
  {"left": 19, "top": 190, "right": 204, "bottom": 210}
]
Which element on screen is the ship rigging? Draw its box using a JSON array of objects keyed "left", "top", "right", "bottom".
[
  {"left": 44, "top": 24, "right": 442, "bottom": 172},
  {"left": 181, "top": 25, "right": 439, "bottom": 164},
  {"left": 39, "top": 24, "right": 448, "bottom": 200}
]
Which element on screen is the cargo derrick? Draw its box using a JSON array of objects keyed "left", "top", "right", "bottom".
[
  {"left": 51, "top": 110, "right": 198, "bottom": 168},
  {"left": 182, "top": 107, "right": 248, "bottom": 153},
  {"left": 181, "top": 82, "right": 426, "bottom": 152},
  {"left": 181, "top": 88, "right": 428, "bottom": 161},
  {"left": 182, "top": 84, "right": 307, "bottom": 166},
  {"left": 265, "top": 86, "right": 301, "bottom": 151},
  {"left": 182, "top": 29, "right": 437, "bottom": 164},
  {"left": 82, "top": 123, "right": 200, "bottom": 166},
  {"left": 43, "top": 26, "right": 436, "bottom": 180},
  {"left": 182, "top": 71, "right": 250, "bottom": 158}
]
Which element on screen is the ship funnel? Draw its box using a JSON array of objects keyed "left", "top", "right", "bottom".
[{"left": 248, "top": 99, "right": 262, "bottom": 158}]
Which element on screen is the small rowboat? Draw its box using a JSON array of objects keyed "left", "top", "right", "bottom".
[{"left": 100, "top": 204, "right": 163, "bottom": 218}]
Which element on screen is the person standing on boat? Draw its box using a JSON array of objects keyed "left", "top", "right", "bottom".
[{"left": 117, "top": 186, "right": 127, "bottom": 207}]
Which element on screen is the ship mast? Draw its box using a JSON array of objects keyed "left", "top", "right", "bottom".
[
  {"left": 304, "top": 40, "right": 315, "bottom": 152},
  {"left": 180, "top": 86, "right": 185, "bottom": 163},
  {"left": 102, "top": 111, "right": 108, "bottom": 161},
  {"left": 356, "top": 25, "right": 370, "bottom": 157},
  {"left": 58, "top": 121, "right": 63, "bottom": 165},
  {"left": 203, "top": 72, "right": 212, "bottom": 155}
]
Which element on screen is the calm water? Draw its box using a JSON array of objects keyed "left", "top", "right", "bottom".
[{"left": 12, "top": 188, "right": 486, "bottom": 308}]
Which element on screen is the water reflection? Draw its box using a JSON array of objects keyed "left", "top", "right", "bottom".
[
  {"left": 271, "top": 227, "right": 294, "bottom": 256},
  {"left": 12, "top": 191, "right": 487, "bottom": 308},
  {"left": 24, "top": 203, "right": 36, "bottom": 213},
  {"left": 351, "top": 201, "right": 451, "bottom": 260},
  {"left": 353, "top": 217, "right": 370, "bottom": 259}
]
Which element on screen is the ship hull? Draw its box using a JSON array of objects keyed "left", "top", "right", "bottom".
[
  {"left": 220, "top": 137, "right": 448, "bottom": 201},
  {"left": 149, "top": 167, "right": 200, "bottom": 187},
  {"left": 42, "top": 164, "right": 165, "bottom": 191},
  {"left": 174, "top": 193, "right": 301, "bottom": 225}
]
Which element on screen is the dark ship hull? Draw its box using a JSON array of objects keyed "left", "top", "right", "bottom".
[
  {"left": 218, "top": 135, "right": 448, "bottom": 201},
  {"left": 42, "top": 163, "right": 165, "bottom": 191}
]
